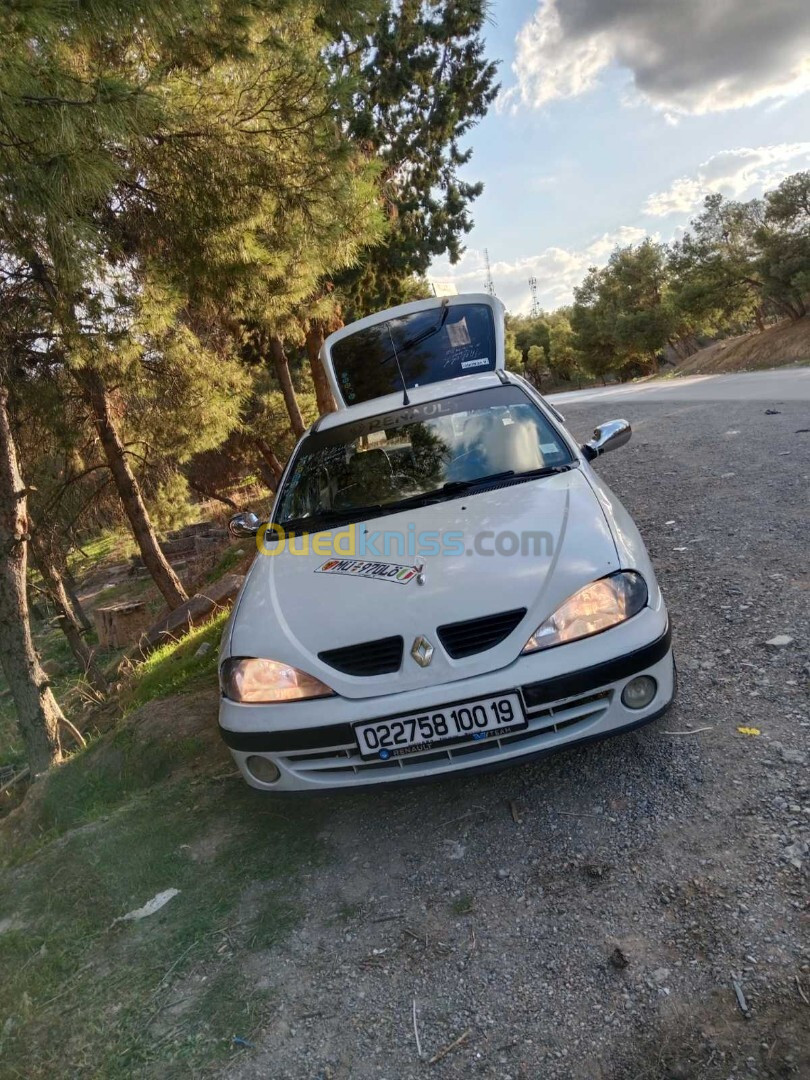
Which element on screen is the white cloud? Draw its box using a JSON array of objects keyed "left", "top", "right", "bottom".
[
  {"left": 430, "top": 226, "right": 649, "bottom": 314},
  {"left": 644, "top": 143, "right": 810, "bottom": 216},
  {"left": 501, "top": 0, "right": 810, "bottom": 115}
]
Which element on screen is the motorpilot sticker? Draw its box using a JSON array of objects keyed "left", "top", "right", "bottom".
[{"left": 315, "top": 559, "right": 419, "bottom": 585}]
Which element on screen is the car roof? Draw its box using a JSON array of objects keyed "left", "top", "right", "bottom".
[{"left": 312, "top": 370, "right": 513, "bottom": 434}]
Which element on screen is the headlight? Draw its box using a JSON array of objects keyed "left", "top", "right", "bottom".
[
  {"left": 522, "top": 571, "right": 647, "bottom": 653},
  {"left": 221, "top": 657, "right": 334, "bottom": 703}
]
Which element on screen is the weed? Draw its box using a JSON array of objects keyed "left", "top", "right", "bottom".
[
  {"left": 122, "top": 612, "right": 228, "bottom": 713},
  {"left": 204, "top": 545, "right": 248, "bottom": 584}
]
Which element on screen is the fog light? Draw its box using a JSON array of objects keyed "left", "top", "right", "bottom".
[
  {"left": 621, "top": 676, "right": 657, "bottom": 710},
  {"left": 246, "top": 755, "right": 280, "bottom": 784}
]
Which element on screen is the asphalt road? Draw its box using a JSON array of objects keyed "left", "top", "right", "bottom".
[
  {"left": 227, "top": 370, "right": 810, "bottom": 1080},
  {"left": 548, "top": 365, "right": 810, "bottom": 404}
]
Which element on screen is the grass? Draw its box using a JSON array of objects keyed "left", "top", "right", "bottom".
[
  {"left": 66, "top": 530, "right": 136, "bottom": 578},
  {"left": 1, "top": 596, "right": 325, "bottom": 1077},
  {"left": 0, "top": 520, "right": 320, "bottom": 1076},
  {"left": 121, "top": 611, "right": 228, "bottom": 713},
  {"left": 450, "top": 893, "right": 474, "bottom": 916},
  {"left": 0, "top": 770, "right": 327, "bottom": 1078},
  {"left": 204, "top": 544, "right": 248, "bottom": 584}
]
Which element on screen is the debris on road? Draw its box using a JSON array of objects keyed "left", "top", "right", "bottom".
[
  {"left": 664, "top": 726, "right": 713, "bottom": 735},
  {"left": 732, "top": 978, "right": 751, "bottom": 1018},
  {"left": 111, "top": 888, "right": 180, "bottom": 926},
  {"left": 737, "top": 726, "right": 761, "bottom": 736},
  {"left": 429, "top": 1028, "right": 471, "bottom": 1065},
  {"left": 765, "top": 634, "right": 794, "bottom": 648},
  {"left": 412, "top": 996, "right": 422, "bottom": 1058}
]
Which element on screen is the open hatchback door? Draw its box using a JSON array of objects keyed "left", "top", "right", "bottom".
[{"left": 320, "top": 293, "right": 507, "bottom": 408}]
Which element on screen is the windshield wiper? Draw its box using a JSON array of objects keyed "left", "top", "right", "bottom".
[
  {"left": 388, "top": 463, "right": 576, "bottom": 510},
  {"left": 279, "top": 505, "right": 384, "bottom": 533},
  {"left": 378, "top": 303, "right": 451, "bottom": 369}
]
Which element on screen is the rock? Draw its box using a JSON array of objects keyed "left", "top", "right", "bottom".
[
  {"left": 194, "top": 641, "right": 214, "bottom": 659},
  {"left": 765, "top": 634, "right": 794, "bottom": 648},
  {"left": 779, "top": 747, "right": 807, "bottom": 766},
  {"left": 651, "top": 967, "right": 671, "bottom": 985},
  {"left": 609, "top": 947, "right": 629, "bottom": 970}
]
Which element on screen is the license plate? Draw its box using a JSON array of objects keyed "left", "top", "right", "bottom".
[{"left": 353, "top": 693, "right": 526, "bottom": 760}]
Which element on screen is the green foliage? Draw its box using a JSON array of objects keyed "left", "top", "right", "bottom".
[
  {"left": 563, "top": 172, "right": 810, "bottom": 383},
  {"left": 122, "top": 611, "right": 228, "bottom": 712},
  {"left": 574, "top": 240, "right": 682, "bottom": 379},
  {"left": 145, "top": 472, "right": 197, "bottom": 534},
  {"left": 545, "top": 310, "right": 581, "bottom": 381},
  {"left": 334, "top": 1, "right": 499, "bottom": 314}
]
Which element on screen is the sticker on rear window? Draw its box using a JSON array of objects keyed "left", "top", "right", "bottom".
[
  {"left": 316, "top": 559, "right": 419, "bottom": 584},
  {"left": 446, "top": 318, "right": 472, "bottom": 348},
  {"left": 460, "top": 356, "right": 490, "bottom": 369}
]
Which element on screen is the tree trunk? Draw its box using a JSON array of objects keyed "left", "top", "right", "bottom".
[
  {"left": 260, "top": 436, "right": 289, "bottom": 492},
  {"left": 74, "top": 367, "right": 188, "bottom": 610},
  {"left": 29, "top": 534, "right": 107, "bottom": 695},
  {"left": 305, "top": 323, "right": 336, "bottom": 415},
  {"left": 62, "top": 565, "right": 93, "bottom": 633},
  {"left": 269, "top": 336, "right": 306, "bottom": 439},
  {"left": 187, "top": 479, "right": 238, "bottom": 511},
  {"left": 0, "top": 388, "right": 63, "bottom": 773}
]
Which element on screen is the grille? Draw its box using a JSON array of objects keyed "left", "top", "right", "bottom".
[
  {"left": 319, "top": 635, "right": 403, "bottom": 677},
  {"left": 437, "top": 608, "right": 527, "bottom": 659},
  {"left": 278, "top": 689, "right": 611, "bottom": 784}
]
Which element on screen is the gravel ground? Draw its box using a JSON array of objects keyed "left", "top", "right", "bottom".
[{"left": 222, "top": 390, "right": 809, "bottom": 1080}]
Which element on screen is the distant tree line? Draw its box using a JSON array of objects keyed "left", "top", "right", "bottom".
[
  {"left": 506, "top": 171, "right": 810, "bottom": 387},
  {"left": 0, "top": 0, "right": 497, "bottom": 771}
]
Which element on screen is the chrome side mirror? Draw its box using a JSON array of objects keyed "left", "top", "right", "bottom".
[
  {"left": 228, "top": 511, "right": 261, "bottom": 538},
  {"left": 581, "top": 419, "right": 631, "bottom": 461}
]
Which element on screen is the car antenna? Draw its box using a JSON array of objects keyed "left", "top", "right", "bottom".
[{"left": 386, "top": 322, "right": 410, "bottom": 406}]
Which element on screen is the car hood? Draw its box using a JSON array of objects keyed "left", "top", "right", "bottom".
[{"left": 228, "top": 468, "right": 620, "bottom": 699}]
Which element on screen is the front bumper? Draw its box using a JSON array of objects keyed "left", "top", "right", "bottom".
[{"left": 219, "top": 611, "right": 675, "bottom": 792}]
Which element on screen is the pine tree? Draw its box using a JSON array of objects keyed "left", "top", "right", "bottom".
[{"left": 331, "top": 0, "right": 499, "bottom": 315}]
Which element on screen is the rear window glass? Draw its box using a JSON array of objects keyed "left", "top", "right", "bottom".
[{"left": 330, "top": 303, "right": 496, "bottom": 405}]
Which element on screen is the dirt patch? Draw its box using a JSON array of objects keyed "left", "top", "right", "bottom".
[
  {"left": 675, "top": 318, "right": 810, "bottom": 376},
  {"left": 128, "top": 687, "right": 221, "bottom": 747},
  {"left": 613, "top": 988, "right": 810, "bottom": 1079}
]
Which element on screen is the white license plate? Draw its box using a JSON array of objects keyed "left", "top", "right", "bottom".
[{"left": 353, "top": 693, "right": 525, "bottom": 760}]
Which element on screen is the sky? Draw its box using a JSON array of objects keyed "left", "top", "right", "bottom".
[{"left": 429, "top": 0, "right": 810, "bottom": 314}]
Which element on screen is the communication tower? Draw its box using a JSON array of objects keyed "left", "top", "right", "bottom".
[
  {"left": 528, "top": 276, "right": 540, "bottom": 318},
  {"left": 484, "top": 249, "right": 495, "bottom": 296}
]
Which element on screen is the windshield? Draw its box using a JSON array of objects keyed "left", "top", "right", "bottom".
[
  {"left": 330, "top": 302, "right": 496, "bottom": 405},
  {"left": 276, "top": 386, "right": 574, "bottom": 528}
]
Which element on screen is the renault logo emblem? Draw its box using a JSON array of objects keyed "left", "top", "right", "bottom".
[{"left": 411, "top": 636, "right": 434, "bottom": 667}]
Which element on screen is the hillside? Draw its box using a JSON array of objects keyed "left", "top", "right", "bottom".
[{"left": 674, "top": 317, "right": 810, "bottom": 376}]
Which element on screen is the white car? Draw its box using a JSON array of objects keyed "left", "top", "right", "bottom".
[{"left": 219, "top": 293, "right": 675, "bottom": 791}]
